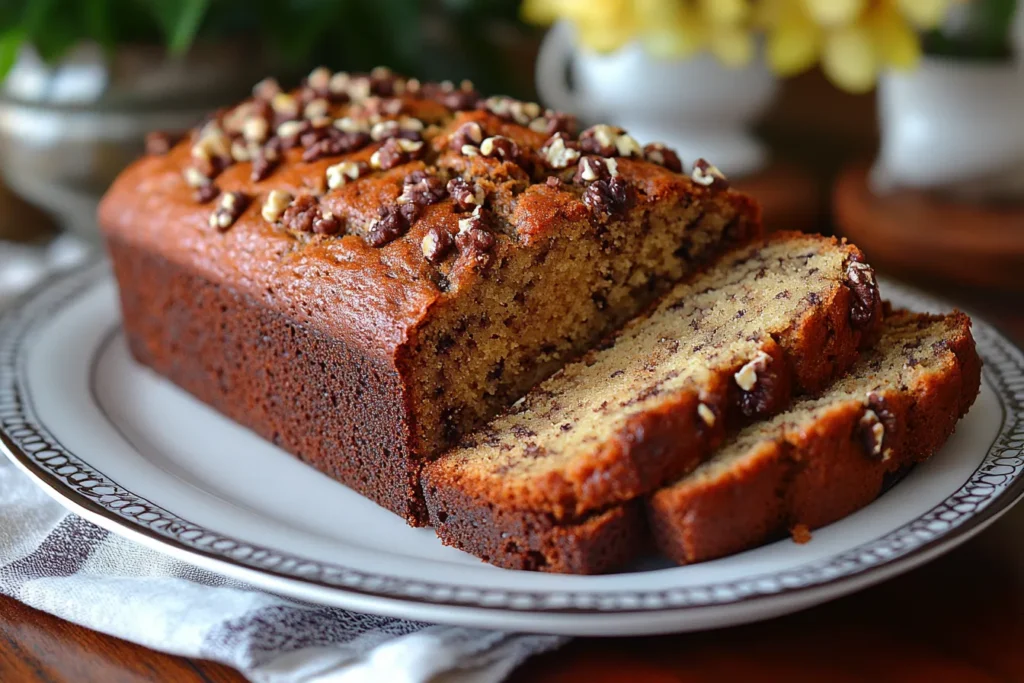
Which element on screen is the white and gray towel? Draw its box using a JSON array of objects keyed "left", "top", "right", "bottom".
[{"left": 0, "top": 236, "right": 566, "bottom": 682}]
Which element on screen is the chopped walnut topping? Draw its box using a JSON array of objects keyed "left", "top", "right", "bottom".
[
  {"left": 370, "top": 120, "right": 401, "bottom": 141},
  {"left": 328, "top": 72, "right": 351, "bottom": 96},
  {"left": 252, "top": 77, "right": 281, "bottom": 102},
  {"left": 582, "top": 176, "right": 632, "bottom": 216},
  {"left": 276, "top": 120, "right": 307, "bottom": 140},
  {"left": 456, "top": 205, "right": 496, "bottom": 255},
  {"left": 529, "top": 110, "right": 577, "bottom": 137},
  {"left": 145, "top": 131, "right": 176, "bottom": 156},
  {"left": 261, "top": 189, "right": 293, "bottom": 223},
  {"left": 347, "top": 76, "right": 372, "bottom": 102},
  {"left": 578, "top": 124, "right": 621, "bottom": 157},
  {"left": 230, "top": 140, "right": 256, "bottom": 163},
  {"left": 306, "top": 67, "right": 332, "bottom": 95},
  {"left": 481, "top": 96, "right": 541, "bottom": 125},
  {"left": 279, "top": 194, "right": 339, "bottom": 234},
  {"left": 574, "top": 156, "right": 619, "bottom": 183},
  {"left": 399, "top": 171, "right": 447, "bottom": 207},
  {"left": 846, "top": 261, "right": 880, "bottom": 329},
  {"left": 697, "top": 403, "right": 717, "bottom": 427},
  {"left": 643, "top": 143, "right": 683, "bottom": 173},
  {"left": 191, "top": 128, "right": 232, "bottom": 175},
  {"left": 250, "top": 145, "right": 281, "bottom": 182},
  {"left": 479, "top": 136, "right": 519, "bottom": 162},
  {"left": 451, "top": 121, "right": 484, "bottom": 153},
  {"left": 303, "top": 130, "right": 371, "bottom": 163},
  {"left": 615, "top": 133, "right": 642, "bottom": 157},
  {"left": 424, "top": 79, "right": 479, "bottom": 110},
  {"left": 303, "top": 98, "right": 330, "bottom": 120},
  {"left": 370, "top": 138, "right": 424, "bottom": 170},
  {"left": 367, "top": 204, "right": 414, "bottom": 247},
  {"left": 369, "top": 66, "right": 401, "bottom": 96},
  {"left": 209, "top": 191, "right": 249, "bottom": 231},
  {"left": 326, "top": 160, "right": 369, "bottom": 189},
  {"left": 691, "top": 158, "right": 729, "bottom": 191},
  {"left": 183, "top": 166, "right": 211, "bottom": 188},
  {"left": 540, "top": 133, "right": 580, "bottom": 169},
  {"left": 271, "top": 92, "right": 300, "bottom": 120},
  {"left": 545, "top": 176, "right": 563, "bottom": 190},
  {"left": 242, "top": 116, "right": 270, "bottom": 144},
  {"left": 734, "top": 351, "right": 772, "bottom": 392},
  {"left": 333, "top": 117, "right": 369, "bottom": 136},
  {"left": 422, "top": 227, "right": 455, "bottom": 264},
  {"left": 194, "top": 183, "right": 220, "bottom": 204},
  {"left": 447, "top": 177, "right": 484, "bottom": 210},
  {"left": 578, "top": 124, "right": 641, "bottom": 158},
  {"left": 859, "top": 409, "right": 887, "bottom": 459}
]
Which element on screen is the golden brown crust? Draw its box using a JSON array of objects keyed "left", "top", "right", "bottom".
[
  {"left": 648, "top": 311, "right": 981, "bottom": 565},
  {"left": 100, "top": 69, "right": 760, "bottom": 525}
]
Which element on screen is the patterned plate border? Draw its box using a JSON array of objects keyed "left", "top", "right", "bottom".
[{"left": 1, "top": 260, "right": 1023, "bottom": 615}]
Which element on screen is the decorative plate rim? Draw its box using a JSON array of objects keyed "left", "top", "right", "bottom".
[{"left": 1, "top": 260, "right": 1023, "bottom": 616}]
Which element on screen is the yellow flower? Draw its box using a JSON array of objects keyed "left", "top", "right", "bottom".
[
  {"left": 522, "top": 0, "right": 756, "bottom": 66},
  {"left": 758, "top": 0, "right": 958, "bottom": 92},
  {"left": 521, "top": 0, "right": 962, "bottom": 89}
]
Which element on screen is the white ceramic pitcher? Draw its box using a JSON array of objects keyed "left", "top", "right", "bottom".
[
  {"left": 871, "top": 5, "right": 1024, "bottom": 199},
  {"left": 535, "top": 21, "right": 778, "bottom": 178}
]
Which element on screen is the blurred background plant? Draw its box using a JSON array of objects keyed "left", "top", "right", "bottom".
[{"left": 0, "top": 0, "right": 531, "bottom": 95}]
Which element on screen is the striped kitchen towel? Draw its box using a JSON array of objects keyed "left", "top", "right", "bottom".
[{"left": 0, "top": 236, "right": 566, "bottom": 683}]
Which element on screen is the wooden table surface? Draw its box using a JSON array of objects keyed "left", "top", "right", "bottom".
[{"left": 1, "top": 277, "right": 1022, "bottom": 682}]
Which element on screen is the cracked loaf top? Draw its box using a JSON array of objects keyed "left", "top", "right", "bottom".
[{"left": 98, "top": 66, "right": 757, "bottom": 355}]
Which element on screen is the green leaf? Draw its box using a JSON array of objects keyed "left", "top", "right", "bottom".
[
  {"left": 0, "top": 27, "right": 25, "bottom": 82},
  {"left": 83, "top": 0, "right": 114, "bottom": 51},
  {"left": 150, "top": 0, "right": 210, "bottom": 55}
]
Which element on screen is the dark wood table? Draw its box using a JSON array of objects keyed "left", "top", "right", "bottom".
[{"left": 1, "top": 282, "right": 1022, "bottom": 683}]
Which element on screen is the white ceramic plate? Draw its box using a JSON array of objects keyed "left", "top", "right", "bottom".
[{"left": 1, "top": 262, "right": 1022, "bottom": 636}]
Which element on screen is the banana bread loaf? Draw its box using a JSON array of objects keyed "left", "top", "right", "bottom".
[
  {"left": 98, "top": 68, "right": 760, "bottom": 525},
  {"left": 423, "top": 233, "right": 883, "bottom": 572},
  {"left": 648, "top": 310, "right": 981, "bottom": 564}
]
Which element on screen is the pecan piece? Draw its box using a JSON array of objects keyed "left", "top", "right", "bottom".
[
  {"left": 479, "top": 136, "right": 520, "bottom": 163},
  {"left": 399, "top": 171, "right": 447, "bottom": 208},
  {"left": 582, "top": 176, "right": 633, "bottom": 216},
  {"left": 370, "top": 138, "right": 424, "bottom": 170},
  {"left": 846, "top": 260, "right": 881, "bottom": 329},
  {"left": 573, "top": 156, "right": 619, "bottom": 184},
  {"left": 422, "top": 227, "right": 455, "bottom": 264},
  {"left": 540, "top": 133, "right": 580, "bottom": 169},
  {"left": 208, "top": 191, "right": 249, "bottom": 232},
  {"left": 450, "top": 121, "right": 484, "bottom": 152},
  {"left": 644, "top": 143, "right": 683, "bottom": 173},
  {"left": 447, "top": 177, "right": 484, "bottom": 211},
  {"left": 456, "top": 206, "right": 497, "bottom": 257},
  {"left": 691, "top": 158, "right": 729, "bottom": 191},
  {"left": 280, "top": 194, "right": 337, "bottom": 234},
  {"left": 368, "top": 205, "right": 413, "bottom": 247}
]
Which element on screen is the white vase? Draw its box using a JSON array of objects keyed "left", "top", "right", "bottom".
[
  {"left": 871, "top": 56, "right": 1024, "bottom": 200},
  {"left": 535, "top": 21, "right": 778, "bottom": 178}
]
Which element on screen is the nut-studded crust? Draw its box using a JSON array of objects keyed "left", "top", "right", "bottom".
[
  {"left": 647, "top": 311, "right": 981, "bottom": 565},
  {"left": 423, "top": 234, "right": 883, "bottom": 573},
  {"left": 99, "top": 68, "right": 760, "bottom": 525}
]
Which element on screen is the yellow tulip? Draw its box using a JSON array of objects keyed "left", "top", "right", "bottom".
[{"left": 520, "top": 0, "right": 960, "bottom": 91}]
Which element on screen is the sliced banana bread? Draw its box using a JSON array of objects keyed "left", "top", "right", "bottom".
[
  {"left": 99, "top": 68, "right": 760, "bottom": 525},
  {"left": 648, "top": 311, "right": 981, "bottom": 565},
  {"left": 423, "top": 232, "right": 883, "bottom": 572}
]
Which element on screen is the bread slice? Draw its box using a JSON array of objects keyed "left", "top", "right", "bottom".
[
  {"left": 423, "top": 232, "right": 883, "bottom": 572},
  {"left": 648, "top": 310, "right": 981, "bottom": 565}
]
